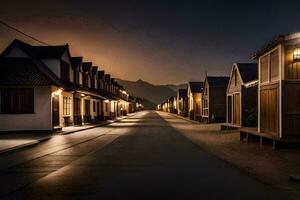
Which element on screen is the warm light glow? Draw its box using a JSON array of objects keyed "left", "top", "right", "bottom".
[
  {"left": 81, "top": 94, "right": 85, "bottom": 97},
  {"left": 293, "top": 48, "right": 300, "bottom": 61},
  {"left": 122, "top": 90, "right": 127, "bottom": 95},
  {"left": 104, "top": 99, "right": 110, "bottom": 103},
  {"left": 52, "top": 89, "right": 62, "bottom": 96}
]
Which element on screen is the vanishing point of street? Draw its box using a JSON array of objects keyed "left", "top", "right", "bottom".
[{"left": 0, "top": 111, "right": 288, "bottom": 199}]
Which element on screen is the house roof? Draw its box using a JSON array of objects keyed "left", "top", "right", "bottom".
[
  {"left": 1, "top": 39, "right": 69, "bottom": 59},
  {"left": 82, "top": 62, "right": 92, "bottom": 73},
  {"left": 188, "top": 81, "right": 203, "bottom": 93},
  {"left": 0, "top": 39, "right": 74, "bottom": 90},
  {"left": 98, "top": 70, "right": 105, "bottom": 79},
  {"left": 235, "top": 63, "right": 258, "bottom": 83},
  {"left": 91, "top": 66, "right": 98, "bottom": 77},
  {"left": 70, "top": 57, "right": 82, "bottom": 70},
  {"left": 0, "top": 58, "right": 52, "bottom": 85},
  {"left": 206, "top": 76, "right": 229, "bottom": 87},
  {"left": 252, "top": 32, "right": 300, "bottom": 59},
  {"left": 178, "top": 89, "right": 187, "bottom": 98}
]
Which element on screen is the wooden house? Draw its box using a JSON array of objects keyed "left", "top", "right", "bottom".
[
  {"left": 250, "top": 32, "right": 300, "bottom": 143},
  {"left": 177, "top": 89, "right": 188, "bottom": 116},
  {"left": 202, "top": 76, "right": 229, "bottom": 123},
  {"left": 225, "top": 63, "right": 258, "bottom": 128},
  {"left": 187, "top": 82, "right": 203, "bottom": 121}
]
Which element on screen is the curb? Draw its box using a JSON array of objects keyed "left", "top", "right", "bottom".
[{"left": 0, "top": 113, "right": 137, "bottom": 154}]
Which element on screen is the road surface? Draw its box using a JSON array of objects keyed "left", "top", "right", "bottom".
[{"left": 0, "top": 111, "right": 288, "bottom": 199}]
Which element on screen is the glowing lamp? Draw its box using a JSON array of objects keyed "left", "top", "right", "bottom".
[
  {"left": 104, "top": 99, "right": 110, "bottom": 103},
  {"left": 293, "top": 48, "right": 300, "bottom": 61},
  {"left": 52, "top": 89, "right": 62, "bottom": 96}
]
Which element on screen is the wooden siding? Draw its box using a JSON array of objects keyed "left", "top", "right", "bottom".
[
  {"left": 260, "top": 55, "right": 269, "bottom": 83},
  {"left": 228, "top": 68, "right": 242, "bottom": 94},
  {"left": 282, "top": 81, "right": 300, "bottom": 136},
  {"left": 260, "top": 84, "right": 279, "bottom": 136},
  {"left": 270, "top": 49, "right": 279, "bottom": 81},
  {"left": 209, "top": 87, "right": 227, "bottom": 122},
  {"left": 232, "top": 93, "right": 241, "bottom": 125},
  {"left": 227, "top": 96, "right": 232, "bottom": 123}
]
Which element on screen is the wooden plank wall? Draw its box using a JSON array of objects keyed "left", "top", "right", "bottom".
[
  {"left": 260, "top": 84, "right": 279, "bottom": 136},
  {"left": 282, "top": 81, "right": 300, "bottom": 136},
  {"left": 233, "top": 93, "right": 241, "bottom": 125}
]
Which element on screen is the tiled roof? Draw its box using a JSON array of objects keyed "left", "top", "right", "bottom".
[
  {"left": 178, "top": 89, "right": 187, "bottom": 98},
  {"left": 207, "top": 76, "right": 229, "bottom": 87},
  {"left": 236, "top": 63, "right": 258, "bottom": 83},
  {"left": 9, "top": 39, "right": 68, "bottom": 59},
  {"left": 188, "top": 81, "right": 203, "bottom": 93},
  {"left": 0, "top": 58, "right": 51, "bottom": 85}
]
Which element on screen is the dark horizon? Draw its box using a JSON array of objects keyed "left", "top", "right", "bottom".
[{"left": 1, "top": 0, "right": 300, "bottom": 84}]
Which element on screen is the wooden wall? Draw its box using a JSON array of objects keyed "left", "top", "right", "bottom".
[
  {"left": 260, "top": 84, "right": 279, "bottom": 136},
  {"left": 232, "top": 93, "right": 241, "bottom": 125},
  {"left": 282, "top": 80, "right": 300, "bottom": 136},
  {"left": 209, "top": 86, "right": 227, "bottom": 122}
]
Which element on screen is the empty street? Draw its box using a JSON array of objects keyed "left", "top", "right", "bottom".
[{"left": 0, "top": 111, "right": 289, "bottom": 199}]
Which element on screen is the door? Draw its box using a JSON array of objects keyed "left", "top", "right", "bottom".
[
  {"left": 74, "top": 98, "right": 82, "bottom": 125},
  {"left": 52, "top": 95, "right": 60, "bottom": 127}
]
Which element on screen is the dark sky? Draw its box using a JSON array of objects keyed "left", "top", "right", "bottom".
[{"left": 1, "top": 0, "right": 300, "bottom": 84}]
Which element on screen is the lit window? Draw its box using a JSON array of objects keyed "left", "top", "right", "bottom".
[
  {"left": 293, "top": 48, "right": 300, "bottom": 61},
  {"left": 63, "top": 97, "right": 71, "bottom": 115}
]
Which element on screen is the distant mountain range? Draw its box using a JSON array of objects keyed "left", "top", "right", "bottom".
[{"left": 117, "top": 79, "right": 187, "bottom": 105}]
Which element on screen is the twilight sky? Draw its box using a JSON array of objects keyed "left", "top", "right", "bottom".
[{"left": 1, "top": 0, "right": 300, "bottom": 84}]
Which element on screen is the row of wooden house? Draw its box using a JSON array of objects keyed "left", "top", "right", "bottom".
[
  {"left": 158, "top": 32, "right": 300, "bottom": 147},
  {"left": 0, "top": 39, "right": 139, "bottom": 132}
]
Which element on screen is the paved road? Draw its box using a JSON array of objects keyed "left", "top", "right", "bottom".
[{"left": 0, "top": 111, "right": 288, "bottom": 199}]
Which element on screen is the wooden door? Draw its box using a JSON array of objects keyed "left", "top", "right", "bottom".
[
  {"left": 73, "top": 98, "right": 81, "bottom": 125},
  {"left": 227, "top": 96, "right": 232, "bottom": 123},
  {"left": 52, "top": 95, "right": 60, "bottom": 127},
  {"left": 260, "top": 87, "right": 279, "bottom": 136},
  {"left": 233, "top": 93, "right": 241, "bottom": 125}
]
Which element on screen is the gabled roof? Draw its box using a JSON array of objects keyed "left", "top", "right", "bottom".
[
  {"left": 235, "top": 63, "right": 258, "bottom": 83},
  {"left": 206, "top": 76, "right": 229, "bottom": 87},
  {"left": 70, "top": 57, "right": 82, "bottom": 70},
  {"left": 252, "top": 32, "right": 300, "bottom": 59},
  {"left": 82, "top": 62, "right": 92, "bottom": 73},
  {"left": 178, "top": 89, "right": 187, "bottom": 98},
  {"left": 0, "top": 39, "right": 73, "bottom": 90},
  {"left": 98, "top": 70, "right": 105, "bottom": 79},
  {"left": 104, "top": 74, "right": 111, "bottom": 82},
  {"left": 1, "top": 39, "right": 69, "bottom": 59},
  {"left": 91, "top": 66, "right": 98, "bottom": 77},
  {"left": 0, "top": 58, "right": 52, "bottom": 85},
  {"left": 188, "top": 81, "right": 203, "bottom": 93}
]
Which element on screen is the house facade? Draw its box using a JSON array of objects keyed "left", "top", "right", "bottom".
[
  {"left": 176, "top": 89, "right": 188, "bottom": 116},
  {"left": 202, "top": 76, "right": 229, "bottom": 123},
  {"left": 187, "top": 82, "right": 203, "bottom": 121},
  {"left": 252, "top": 32, "right": 300, "bottom": 140},
  {"left": 0, "top": 39, "right": 132, "bottom": 132},
  {"left": 226, "top": 63, "right": 258, "bottom": 127}
]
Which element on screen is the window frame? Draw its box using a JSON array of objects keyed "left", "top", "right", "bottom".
[{"left": 63, "top": 96, "right": 71, "bottom": 116}]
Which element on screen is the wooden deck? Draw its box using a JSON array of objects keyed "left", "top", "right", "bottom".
[
  {"left": 239, "top": 127, "right": 300, "bottom": 149},
  {"left": 220, "top": 123, "right": 241, "bottom": 130}
]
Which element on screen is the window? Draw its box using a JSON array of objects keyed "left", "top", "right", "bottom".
[
  {"left": 63, "top": 97, "right": 71, "bottom": 115},
  {"left": 270, "top": 50, "right": 279, "bottom": 81},
  {"left": 91, "top": 78, "right": 95, "bottom": 89},
  {"left": 260, "top": 55, "right": 269, "bottom": 83},
  {"left": 93, "top": 101, "right": 96, "bottom": 112},
  {"left": 61, "top": 61, "right": 70, "bottom": 82},
  {"left": 0, "top": 88, "right": 34, "bottom": 114}
]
